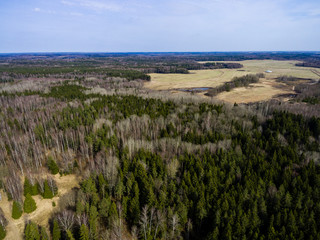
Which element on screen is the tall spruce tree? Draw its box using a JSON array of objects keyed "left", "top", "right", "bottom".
[
  {"left": 24, "top": 194, "right": 37, "bottom": 213},
  {"left": 12, "top": 201, "right": 23, "bottom": 219}
]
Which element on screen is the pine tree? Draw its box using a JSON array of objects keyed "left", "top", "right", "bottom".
[
  {"left": 47, "top": 156, "right": 59, "bottom": 175},
  {"left": 52, "top": 219, "right": 61, "bottom": 240},
  {"left": 99, "top": 197, "right": 111, "bottom": 218},
  {"left": 40, "top": 226, "right": 49, "bottom": 240},
  {"left": 24, "top": 194, "right": 37, "bottom": 214},
  {"left": 109, "top": 202, "right": 118, "bottom": 220},
  {"left": 12, "top": 201, "right": 23, "bottom": 219},
  {"left": 24, "top": 221, "right": 40, "bottom": 240},
  {"left": 79, "top": 224, "right": 89, "bottom": 240},
  {"left": 24, "top": 178, "right": 33, "bottom": 196},
  {"left": 31, "top": 183, "right": 39, "bottom": 196},
  {"left": 43, "top": 181, "right": 54, "bottom": 199},
  {"left": 89, "top": 206, "right": 98, "bottom": 240}
]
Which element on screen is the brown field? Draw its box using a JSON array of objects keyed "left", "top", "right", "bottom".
[
  {"left": 145, "top": 60, "right": 320, "bottom": 103},
  {"left": 0, "top": 174, "right": 79, "bottom": 240}
]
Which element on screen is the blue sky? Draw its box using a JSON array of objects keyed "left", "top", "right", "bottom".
[{"left": 0, "top": 0, "right": 320, "bottom": 52}]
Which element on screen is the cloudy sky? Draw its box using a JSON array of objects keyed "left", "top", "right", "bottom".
[{"left": 0, "top": 0, "right": 320, "bottom": 52}]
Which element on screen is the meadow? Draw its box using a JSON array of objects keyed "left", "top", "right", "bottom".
[{"left": 146, "top": 60, "right": 320, "bottom": 103}]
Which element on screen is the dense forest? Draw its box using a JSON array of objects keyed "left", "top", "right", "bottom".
[{"left": 0, "top": 53, "right": 319, "bottom": 240}]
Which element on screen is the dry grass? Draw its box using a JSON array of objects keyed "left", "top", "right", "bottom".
[
  {"left": 0, "top": 174, "right": 79, "bottom": 240},
  {"left": 145, "top": 60, "right": 319, "bottom": 103},
  {"left": 212, "top": 80, "right": 292, "bottom": 104}
]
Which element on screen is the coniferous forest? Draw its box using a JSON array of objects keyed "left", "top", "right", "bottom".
[{"left": 0, "top": 52, "right": 319, "bottom": 240}]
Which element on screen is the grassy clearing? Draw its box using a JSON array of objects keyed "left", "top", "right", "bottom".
[
  {"left": 146, "top": 60, "right": 320, "bottom": 103},
  {"left": 212, "top": 81, "right": 290, "bottom": 104}
]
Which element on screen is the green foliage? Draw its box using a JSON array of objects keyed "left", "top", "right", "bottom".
[
  {"left": 44, "top": 84, "right": 89, "bottom": 101},
  {"left": 40, "top": 227, "right": 49, "bottom": 240},
  {"left": 24, "top": 194, "right": 37, "bottom": 214},
  {"left": 0, "top": 65, "right": 151, "bottom": 81},
  {"left": 24, "top": 178, "right": 33, "bottom": 197},
  {"left": 12, "top": 201, "right": 22, "bottom": 219},
  {"left": 79, "top": 224, "right": 89, "bottom": 240},
  {"left": 89, "top": 206, "right": 99, "bottom": 240},
  {"left": 66, "top": 230, "right": 75, "bottom": 240},
  {"left": 43, "top": 181, "right": 54, "bottom": 199},
  {"left": 52, "top": 219, "right": 61, "bottom": 240},
  {"left": 0, "top": 224, "right": 6, "bottom": 240},
  {"left": 24, "top": 221, "right": 40, "bottom": 240},
  {"left": 6, "top": 79, "right": 319, "bottom": 239},
  {"left": 302, "top": 96, "right": 320, "bottom": 105},
  {"left": 24, "top": 178, "right": 39, "bottom": 196},
  {"left": 47, "top": 156, "right": 59, "bottom": 175}
]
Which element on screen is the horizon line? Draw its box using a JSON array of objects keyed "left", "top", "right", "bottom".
[{"left": 1, "top": 51, "right": 320, "bottom": 55}]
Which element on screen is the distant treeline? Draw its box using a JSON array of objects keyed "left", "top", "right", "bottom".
[
  {"left": 296, "top": 61, "right": 320, "bottom": 68},
  {"left": 152, "top": 62, "right": 243, "bottom": 74},
  {"left": 205, "top": 74, "right": 262, "bottom": 96},
  {"left": 0, "top": 66, "right": 150, "bottom": 81}
]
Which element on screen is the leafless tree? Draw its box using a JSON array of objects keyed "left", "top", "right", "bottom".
[{"left": 57, "top": 210, "right": 75, "bottom": 232}]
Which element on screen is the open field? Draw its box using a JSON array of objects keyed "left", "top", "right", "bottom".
[
  {"left": 213, "top": 81, "right": 290, "bottom": 103},
  {"left": 0, "top": 174, "right": 79, "bottom": 240},
  {"left": 145, "top": 60, "right": 320, "bottom": 103}
]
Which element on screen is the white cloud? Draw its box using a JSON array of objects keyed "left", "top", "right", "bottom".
[{"left": 33, "top": 7, "right": 41, "bottom": 12}]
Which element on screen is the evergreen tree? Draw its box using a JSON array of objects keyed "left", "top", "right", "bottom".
[
  {"left": 24, "top": 178, "right": 33, "bottom": 196},
  {"left": 24, "top": 194, "right": 37, "bottom": 213},
  {"left": 47, "top": 156, "right": 59, "bottom": 175},
  {"left": 25, "top": 221, "right": 40, "bottom": 240},
  {"left": 79, "top": 224, "right": 89, "bottom": 240},
  {"left": 43, "top": 181, "right": 54, "bottom": 199},
  {"left": 31, "top": 183, "right": 39, "bottom": 196},
  {"left": 40, "top": 226, "right": 49, "bottom": 240},
  {"left": 52, "top": 219, "right": 61, "bottom": 240},
  {"left": 98, "top": 197, "right": 110, "bottom": 218},
  {"left": 89, "top": 206, "right": 99, "bottom": 240},
  {"left": 12, "top": 201, "right": 23, "bottom": 219}
]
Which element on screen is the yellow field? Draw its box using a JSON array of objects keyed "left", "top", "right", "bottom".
[{"left": 145, "top": 60, "right": 320, "bottom": 103}]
